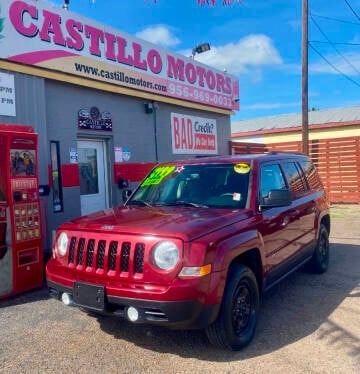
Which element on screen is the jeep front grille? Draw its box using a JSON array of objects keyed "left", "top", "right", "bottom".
[{"left": 68, "top": 236, "right": 146, "bottom": 275}]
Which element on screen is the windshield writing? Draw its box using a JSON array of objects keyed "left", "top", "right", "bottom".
[{"left": 128, "top": 164, "right": 250, "bottom": 209}]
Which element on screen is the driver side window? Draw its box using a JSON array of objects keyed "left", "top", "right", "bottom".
[{"left": 260, "top": 164, "right": 287, "bottom": 199}]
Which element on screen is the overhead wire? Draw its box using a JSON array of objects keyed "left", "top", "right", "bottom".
[
  {"left": 308, "top": 9, "right": 360, "bottom": 86},
  {"left": 308, "top": 43, "right": 360, "bottom": 88},
  {"left": 344, "top": 0, "right": 360, "bottom": 22},
  {"left": 310, "top": 12, "right": 360, "bottom": 75},
  {"left": 309, "top": 41, "right": 360, "bottom": 46},
  {"left": 310, "top": 12, "right": 360, "bottom": 26}
]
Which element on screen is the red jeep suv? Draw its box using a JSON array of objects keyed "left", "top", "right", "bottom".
[{"left": 46, "top": 153, "right": 330, "bottom": 350}]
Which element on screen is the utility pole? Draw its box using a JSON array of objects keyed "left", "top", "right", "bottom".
[{"left": 302, "top": 0, "right": 309, "bottom": 155}]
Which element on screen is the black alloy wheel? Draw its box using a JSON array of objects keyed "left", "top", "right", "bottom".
[
  {"left": 205, "top": 264, "right": 259, "bottom": 351},
  {"left": 232, "top": 280, "right": 252, "bottom": 335}
]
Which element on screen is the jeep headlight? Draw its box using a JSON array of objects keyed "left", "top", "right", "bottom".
[
  {"left": 57, "top": 232, "right": 69, "bottom": 257},
  {"left": 152, "top": 241, "right": 179, "bottom": 270}
]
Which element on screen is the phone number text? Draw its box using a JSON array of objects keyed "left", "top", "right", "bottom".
[{"left": 168, "top": 83, "right": 235, "bottom": 109}]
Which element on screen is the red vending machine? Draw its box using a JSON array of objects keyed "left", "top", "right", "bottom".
[{"left": 0, "top": 124, "right": 43, "bottom": 299}]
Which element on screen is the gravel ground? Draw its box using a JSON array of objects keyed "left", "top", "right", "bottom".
[{"left": 0, "top": 204, "right": 359, "bottom": 373}]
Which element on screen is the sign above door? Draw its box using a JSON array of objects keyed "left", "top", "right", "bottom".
[{"left": 78, "top": 107, "right": 112, "bottom": 131}]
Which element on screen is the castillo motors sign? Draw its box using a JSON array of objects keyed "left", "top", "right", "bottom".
[
  {"left": 171, "top": 113, "right": 217, "bottom": 155},
  {"left": 0, "top": 0, "right": 239, "bottom": 111}
]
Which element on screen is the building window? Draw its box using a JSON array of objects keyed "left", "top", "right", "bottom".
[{"left": 50, "top": 141, "right": 63, "bottom": 213}]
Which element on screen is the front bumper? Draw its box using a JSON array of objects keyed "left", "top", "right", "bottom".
[{"left": 47, "top": 279, "right": 219, "bottom": 329}]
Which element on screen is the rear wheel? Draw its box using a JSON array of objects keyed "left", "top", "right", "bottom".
[
  {"left": 309, "top": 224, "right": 330, "bottom": 273},
  {"left": 205, "top": 264, "right": 259, "bottom": 350}
]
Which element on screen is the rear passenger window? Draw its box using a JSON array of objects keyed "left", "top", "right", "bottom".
[
  {"left": 282, "top": 162, "right": 308, "bottom": 197},
  {"left": 299, "top": 160, "right": 323, "bottom": 190},
  {"left": 260, "top": 164, "right": 287, "bottom": 199}
]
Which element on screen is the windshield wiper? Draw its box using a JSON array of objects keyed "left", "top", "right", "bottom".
[
  {"left": 158, "top": 201, "right": 208, "bottom": 208},
  {"left": 127, "top": 200, "right": 152, "bottom": 207}
]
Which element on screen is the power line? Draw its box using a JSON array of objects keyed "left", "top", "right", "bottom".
[
  {"left": 344, "top": 0, "right": 360, "bottom": 22},
  {"left": 310, "top": 12, "right": 360, "bottom": 26},
  {"left": 310, "top": 12, "right": 360, "bottom": 75},
  {"left": 308, "top": 42, "right": 360, "bottom": 88},
  {"left": 309, "top": 40, "right": 360, "bottom": 46}
]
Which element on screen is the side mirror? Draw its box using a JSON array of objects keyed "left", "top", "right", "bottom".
[
  {"left": 260, "top": 189, "right": 292, "bottom": 208},
  {"left": 118, "top": 177, "right": 129, "bottom": 189},
  {"left": 122, "top": 189, "right": 132, "bottom": 203}
]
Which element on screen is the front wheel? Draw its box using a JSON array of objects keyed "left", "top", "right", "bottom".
[{"left": 205, "top": 264, "right": 259, "bottom": 351}]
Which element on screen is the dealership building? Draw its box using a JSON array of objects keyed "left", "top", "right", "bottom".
[{"left": 0, "top": 0, "right": 239, "bottom": 252}]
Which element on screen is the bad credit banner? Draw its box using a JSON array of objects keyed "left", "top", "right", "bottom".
[
  {"left": 0, "top": 0, "right": 240, "bottom": 111},
  {"left": 171, "top": 113, "right": 217, "bottom": 155}
]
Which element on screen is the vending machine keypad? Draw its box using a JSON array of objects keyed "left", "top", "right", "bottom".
[
  {"left": 11, "top": 179, "right": 41, "bottom": 243},
  {"left": 14, "top": 202, "right": 40, "bottom": 241}
]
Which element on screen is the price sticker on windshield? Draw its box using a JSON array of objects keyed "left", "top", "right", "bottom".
[
  {"left": 234, "top": 163, "right": 251, "bottom": 174},
  {"left": 141, "top": 165, "right": 175, "bottom": 186}
]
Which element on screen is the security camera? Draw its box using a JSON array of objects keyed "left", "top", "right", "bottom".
[{"left": 232, "top": 98, "right": 240, "bottom": 103}]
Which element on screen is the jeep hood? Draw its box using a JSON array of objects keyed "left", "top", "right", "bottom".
[{"left": 59, "top": 206, "right": 253, "bottom": 242}]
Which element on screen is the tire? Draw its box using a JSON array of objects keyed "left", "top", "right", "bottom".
[
  {"left": 205, "top": 264, "right": 259, "bottom": 351},
  {"left": 308, "top": 224, "right": 330, "bottom": 274}
]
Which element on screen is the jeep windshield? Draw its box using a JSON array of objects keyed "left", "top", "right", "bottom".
[{"left": 126, "top": 163, "right": 250, "bottom": 209}]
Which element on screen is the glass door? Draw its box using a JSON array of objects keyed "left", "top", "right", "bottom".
[{"left": 77, "top": 140, "right": 108, "bottom": 216}]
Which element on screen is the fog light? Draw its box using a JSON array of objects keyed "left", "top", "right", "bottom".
[
  {"left": 127, "top": 306, "right": 139, "bottom": 322},
  {"left": 61, "top": 292, "right": 73, "bottom": 306}
]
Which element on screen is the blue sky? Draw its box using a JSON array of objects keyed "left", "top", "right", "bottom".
[{"left": 48, "top": 0, "right": 360, "bottom": 120}]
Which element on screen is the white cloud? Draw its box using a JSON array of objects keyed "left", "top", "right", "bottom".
[
  {"left": 136, "top": 25, "right": 180, "bottom": 47},
  {"left": 180, "top": 34, "right": 282, "bottom": 74},
  {"left": 309, "top": 52, "right": 360, "bottom": 76}
]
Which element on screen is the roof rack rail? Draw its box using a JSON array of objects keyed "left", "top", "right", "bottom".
[{"left": 266, "top": 151, "right": 305, "bottom": 155}]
